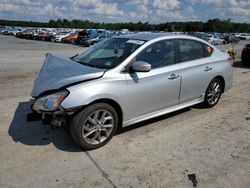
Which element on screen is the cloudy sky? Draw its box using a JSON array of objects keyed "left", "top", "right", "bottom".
[{"left": 0, "top": 0, "right": 250, "bottom": 23}]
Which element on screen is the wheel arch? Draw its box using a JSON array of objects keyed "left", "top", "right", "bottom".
[
  {"left": 88, "top": 98, "right": 123, "bottom": 129},
  {"left": 212, "top": 75, "right": 225, "bottom": 93}
]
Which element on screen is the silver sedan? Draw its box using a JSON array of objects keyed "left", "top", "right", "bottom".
[{"left": 31, "top": 33, "right": 233, "bottom": 150}]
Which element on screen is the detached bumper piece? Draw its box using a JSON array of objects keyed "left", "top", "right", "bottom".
[
  {"left": 26, "top": 112, "right": 42, "bottom": 122},
  {"left": 26, "top": 112, "right": 67, "bottom": 128}
]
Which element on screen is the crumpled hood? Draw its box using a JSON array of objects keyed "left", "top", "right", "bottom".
[{"left": 31, "top": 53, "right": 105, "bottom": 97}]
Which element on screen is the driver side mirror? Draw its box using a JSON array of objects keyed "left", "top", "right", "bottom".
[{"left": 131, "top": 61, "right": 151, "bottom": 72}]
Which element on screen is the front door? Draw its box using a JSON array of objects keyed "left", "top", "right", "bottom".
[{"left": 125, "top": 40, "right": 181, "bottom": 121}]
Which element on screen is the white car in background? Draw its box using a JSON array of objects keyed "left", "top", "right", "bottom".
[
  {"left": 208, "top": 35, "right": 226, "bottom": 45},
  {"left": 238, "top": 33, "right": 250, "bottom": 40},
  {"left": 10, "top": 27, "right": 23, "bottom": 36},
  {"left": 51, "top": 31, "right": 74, "bottom": 42}
]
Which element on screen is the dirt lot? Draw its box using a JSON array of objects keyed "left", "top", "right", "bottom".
[{"left": 0, "top": 35, "right": 250, "bottom": 188}]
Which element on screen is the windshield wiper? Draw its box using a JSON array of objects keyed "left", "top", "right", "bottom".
[
  {"left": 70, "top": 56, "right": 96, "bottom": 68},
  {"left": 69, "top": 54, "right": 78, "bottom": 60}
]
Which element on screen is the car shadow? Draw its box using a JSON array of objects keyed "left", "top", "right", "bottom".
[
  {"left": 10, "top": 101, "right": 193, "bottom": 150},
  {"left": 233, "top": 61, "right": 250, "bottom": 69},
  {"left": 8, "top": 101, "right": 81, "bottom": 152},
  {"left": 116, "top": 108, "right": 191, "bottom": 135}
]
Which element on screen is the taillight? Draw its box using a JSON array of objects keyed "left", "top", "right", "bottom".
[
  {"left": 227, "top": 57, "right": 234, "bottom": 66},
  {"left": 242, "top": 46, "right": 248, "bottom": 54}
]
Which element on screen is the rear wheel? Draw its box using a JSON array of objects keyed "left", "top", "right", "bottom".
[
  {"left": 70, "top": 103, "right": 118, "bottom": 150},
  {"left": 203, "top": 78, "right": 222, "bottom": 107}
]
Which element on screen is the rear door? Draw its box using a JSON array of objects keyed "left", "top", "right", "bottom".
[{"left": 177, "top": 39, "right": 215, "bottom": 103}]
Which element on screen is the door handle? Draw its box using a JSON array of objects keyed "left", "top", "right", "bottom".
[
  {"left": 168, "top": 74, "right": 180, "bottom": 80},
  {"left": 204, "top": 66, "right": 213, "bottom": 71}
]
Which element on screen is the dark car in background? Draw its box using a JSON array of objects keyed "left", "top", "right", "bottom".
[
  {"left": 16, "top": 29, "right": 35, "bottom": 39},
  {"left": 33, "top": 32, "right": 51, "bottom": 41},
  {"left": 80, "top": 35, "right": 109, "bottom": 46},
  {"left": 75, "top": 29, "right": 98, "bottom": 45},
  {"left": 241, "top": 44, "right": 250, "bottom": 65},
  {"left": 224, "top": 34, "right": 240, "bottom": 44},
  {"left": 80, "top": 29, "right": 110, "bottom": 46},
  {"left": 188, "top": 32, "right": 210, "bottom": 42},
  {"left": 75, "top": 30, "right": 89, "bottom": 44}
]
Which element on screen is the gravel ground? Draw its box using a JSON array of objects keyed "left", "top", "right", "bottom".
[{"left": 0, "top": 35, "right": 250, "bottom": 188}]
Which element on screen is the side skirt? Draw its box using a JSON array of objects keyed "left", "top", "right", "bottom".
[{"left": 122, "top": 97, "right": 204, "bottom": 127}]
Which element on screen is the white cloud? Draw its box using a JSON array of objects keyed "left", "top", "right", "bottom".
[
  {"left": 188, "top": 0, "right": 250, "bottom": 23},
  {"left": 189, "top": 0, "right": 199, "bottom": 5},
  {"left": 73, "top": 0, "right": 123, "bottom": 16},
  {"left": 126, "top": 0, "right": 148, "bottom": 6},
  {"left": 153, "top": 0, "right": 180, "bottom": 10},
  {"left": 199, "top": 0, "right": 238, "bottom": 7},
  {"left": 238, "top": 0, "right": 250, "bottom": 8}
]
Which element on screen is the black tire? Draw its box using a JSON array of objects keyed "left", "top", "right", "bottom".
[
  {"left": 70, "top": 103, "right": 118, "bottom": 150},
  {"left": 242, "top": 59, "right": 248, "bottom": 66},
  {"left": 203, "top": 78, "right": 222, "bottom": 108}
]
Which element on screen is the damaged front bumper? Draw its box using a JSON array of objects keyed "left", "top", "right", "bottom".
[
  {"left": 27, "top": 111, "right": 68, "bottom": 127},
  {"left": 27, "top": 99, "right": 81, "bottom": 127}
]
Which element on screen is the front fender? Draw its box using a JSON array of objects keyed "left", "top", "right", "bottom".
[{"left": 61, "top": 77, "right": 127, "bottom": 117}]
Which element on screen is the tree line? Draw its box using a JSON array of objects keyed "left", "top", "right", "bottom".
[{"left": 0, "top": 18, "right": 250, "bottom": 33}]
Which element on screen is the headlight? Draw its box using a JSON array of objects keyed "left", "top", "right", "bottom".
[{"left": 32, "top": 90, "right": 69, "bottom": 112}]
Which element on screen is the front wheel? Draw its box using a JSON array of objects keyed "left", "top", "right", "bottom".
[
  {"left": 203, "top": 78, "right": 222, "bottom": 107},
  {"left": 70, "top": 103, "right": 118, "bottom": 150}
]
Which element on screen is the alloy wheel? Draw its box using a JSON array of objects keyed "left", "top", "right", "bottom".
[
  {"left": 82, "top": 109, "right": 114, "bottom": 145},
  {"left": 206, "top": 81, "right": 221, "bottom": 106}
]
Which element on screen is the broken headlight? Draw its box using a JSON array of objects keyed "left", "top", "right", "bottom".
[{"left": 32, "top": 90, "right": 69, "bottom": 112}]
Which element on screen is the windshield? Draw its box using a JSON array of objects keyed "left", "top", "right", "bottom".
[{"left": 72, "top": 38, "right": 145, "bottom": 69}]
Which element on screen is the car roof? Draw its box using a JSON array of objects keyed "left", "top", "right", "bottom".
[
  {"left": 112, "top": 32, "right": 213, "bottom": 47},
  {"left": 113, "top": 32, "right": 182, "bottom": 41}
]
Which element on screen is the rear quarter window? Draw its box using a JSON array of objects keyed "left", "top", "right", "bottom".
[{"left": 204, "top": 44, "right": 213, "bottom": 57}]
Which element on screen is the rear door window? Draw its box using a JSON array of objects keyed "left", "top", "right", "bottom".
[{"left": 178, "top": 39, "right": 205, "bottom": 62}]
